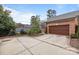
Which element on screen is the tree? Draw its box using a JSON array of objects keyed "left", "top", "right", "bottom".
[
  {"left": 0, "top": 5, "right": 16, "bottom": 36},
  {"left": 27, "top": 15, "right": 41, "bottom": 35},
  {"left": 31, "top": 15, "right": 40, "bottom": 28},
  {"left": 47, "top": 9, "right": 56, "bottom": 19},
  {"left": 0, "top": 5, "right": 3, "bottom": 14}
]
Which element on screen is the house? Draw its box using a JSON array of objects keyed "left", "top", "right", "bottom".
[
  {"left": 16, "top": 23, "right": 32, "bottom": 33},
  {"left": 46, "top": 11, "right": 79, "bottom": 35}
]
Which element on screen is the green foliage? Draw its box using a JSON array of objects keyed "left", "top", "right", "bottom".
[
  {"left": 8, "top": 30, "right": 16, "bottom": 36},
  {"left": 27, "top": 28, "right": 41, "bottom": 35},
  {"left": 0, "top": 28, "right": 10, "bottom": 36},
  {"left": 27, "top": 15, "right": 41, "bottom": 35},
  {"left": 47, "top": 9, "right": 56, "bottom": 19},
  {"left": 0, "top": 5, "right": 16, "bottom": 36},
  {"left": 71, "top": 25, "right": 79, "bottom": 39},
  {"left": 71, "top": 34, "right": 79, "bottom": 39},
  {"left": 31, "top": 15, "right": 40, "bottom": 28},
  {"left": 15, "top": 32, "right": 20, "bottom": 36}
]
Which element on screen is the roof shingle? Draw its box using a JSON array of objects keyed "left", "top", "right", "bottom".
[{"left": 47, "top": 10, "right": 79, "bottom": 22}]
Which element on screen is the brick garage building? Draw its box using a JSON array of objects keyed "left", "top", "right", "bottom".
[{"left": 46, "top": 11, "right": 79, "bottom": 35}]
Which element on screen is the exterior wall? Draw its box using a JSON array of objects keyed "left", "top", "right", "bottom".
[
  {"left": 46, "top": 17, "right": 78, "bottom": 35},
  {"left": 40, "top": 22, "right": 46, "bottom": 33}
]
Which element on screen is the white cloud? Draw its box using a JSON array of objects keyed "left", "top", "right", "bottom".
[{"left": 4, "top": 6, "right": 36, "bottom": 24}]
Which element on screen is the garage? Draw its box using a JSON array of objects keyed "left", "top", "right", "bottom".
[
  {"left": 46, "top": 11, "right": 79, "bottom": 35},
  {"left": 49, "top": 25, "right": 69, "bottom": 35}
]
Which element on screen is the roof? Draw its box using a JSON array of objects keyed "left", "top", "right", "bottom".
[{"left": 47, "top": 10, "right": 79, "bottom": 22}]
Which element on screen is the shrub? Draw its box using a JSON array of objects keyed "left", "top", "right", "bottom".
[
  {"left": 20, "top": 29, "right": 26, "bottom": 35},
  {"left": 8, "top": 30, "right": 16, "bottom": 36},
  {"left": 71, "top": 33, "right": 79, "bottom": 39},
  {"left": 27, "top": 28, "right": 41, "bottom": 35},
  {"left": 71, "top": 34, "right": 77, "bottom": 38},
  {"left": 16, "top": 32, "right": 20, "bottom": 36},
  {"left": 71, "top": 25, "right": 79, "bottom": 39},
  {"left": 0, "top": 28, "right": 10, "bottom": 36}
]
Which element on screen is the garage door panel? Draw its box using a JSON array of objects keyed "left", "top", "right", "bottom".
[{"left": 49, "top": 25, "right": 69, "bottom": 35}]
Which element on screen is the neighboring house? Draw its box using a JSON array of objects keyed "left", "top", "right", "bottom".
[
  {"left": 16, "top": 21, "right": 47, "bottom": 33},
  {"left": 16, "top": 23, "right": 32, "bottom": 33},
  {"left": 46, "top": 11, "right": 79, "bottom": 35}
]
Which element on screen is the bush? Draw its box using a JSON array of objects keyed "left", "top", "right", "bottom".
[
  {"left": 0, "top": 28, "right": 10, "bottom": 36},
  {"left": 27, "top": 28, "right": 41, "bottom": 35},
  {"left": 71, "top": 25, "right": 79, "bottom": 39},
  {"left": 20, "top": 29, "right": 26, "bottom": 35},
  {"left": 8, "top": 30, "right": 16, "bottom": 36},
  {"left": 16, "top": 32, "right": 20, "bottom": 36},
  {"left": 71, "top": 33, "right": 79, "bottom": 39}
]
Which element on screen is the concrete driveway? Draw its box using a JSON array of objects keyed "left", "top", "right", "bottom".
[{"left": 0, "top": 34, "right": 79, "bottom": 55}]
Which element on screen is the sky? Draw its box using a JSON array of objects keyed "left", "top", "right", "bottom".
[{"left": 3, "top": 4, "right": 79, "bottom": 24}]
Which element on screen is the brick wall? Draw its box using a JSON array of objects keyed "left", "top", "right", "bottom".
[{"left": 46, "top": 17, "right": 78, "bottom": 35}]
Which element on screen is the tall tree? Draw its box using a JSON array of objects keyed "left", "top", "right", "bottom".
[
  {"left": 47, "top": 9, "right": 56, "bottom": 19},
  {"left": 31, "top": 15, "right": 40, "bottom": 28},
  {"left": 0, "top": 5, "right": 16, "bottom": 36},
  {"left": 0, "top": 5, "right": 3, "bottom": 14},
  {"left": 28, "top": 15, "right": 41, "bottom": 35}
]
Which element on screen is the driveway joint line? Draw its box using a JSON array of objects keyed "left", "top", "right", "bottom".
[
  {"left": 32, "top": 37, "right": 79, "bottom": 54},
  {"left": 16, "top": 36, "right": 34, "bottom": 55},
  {"left": 1, "top": 35, "right": 78, "bottom": 55},
  {"left": 29, "top": 42, "right": 42, "bottom": 49},
  {"left": 26, "top": 35, "right": 53, "bottom": 48}
]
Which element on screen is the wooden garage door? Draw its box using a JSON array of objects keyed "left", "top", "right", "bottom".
[{"left": 49, "top": 25, "right": 69, "bottom": 35}]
